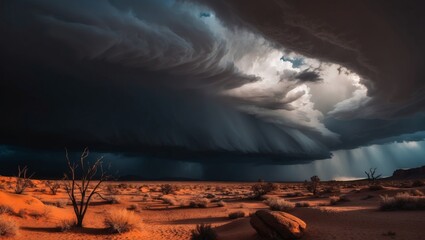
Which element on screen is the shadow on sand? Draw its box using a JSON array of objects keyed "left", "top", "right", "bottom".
[{"left": 20, "top": 226, "right": 112, "bottom": 235}]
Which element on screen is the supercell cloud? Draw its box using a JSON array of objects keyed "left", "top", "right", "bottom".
[{"left": 0, "top": 0, "right": 425, "bottom": 179}]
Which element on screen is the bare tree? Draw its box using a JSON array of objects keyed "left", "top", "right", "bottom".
[
  {"left": 63, "top": 148, "right": 109, "bottom": 228},
  {"left": 14, "top": 165, "right": 35, "bottom": 194},
  {"left": 365, "top": 168, "right": 382, "bottom": 185}
]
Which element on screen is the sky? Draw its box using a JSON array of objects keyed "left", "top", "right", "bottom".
[{"left": 1, "top": 0, "right": 425, "bottom": 181}]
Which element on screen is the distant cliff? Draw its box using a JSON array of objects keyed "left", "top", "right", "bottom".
[{"left": 390, "top": 165, "right": 425, "bottom": 179}]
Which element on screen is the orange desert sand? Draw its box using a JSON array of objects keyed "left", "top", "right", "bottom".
[{"left": 1, "top": 176, "right": 425, "bottom": 240}]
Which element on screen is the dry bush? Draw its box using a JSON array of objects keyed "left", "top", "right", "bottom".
[
  {"left": 58, "top": 219, "right": 75, "bottom": 232},
  {"left": 160, "top": 184, "right": 175, "bottom": 195},
  {"left": 54, "top": 200, "right": 68, "bottom": 208},
  {"left": 45, "top": 181, "right": 60, "bottom": 195},
  {"left": 0, "top": 217, "right": 18, "bottom": 237},
  {"left": 105, "top": 184, "right": 119, "bottom": 195},
  {"left": 161, "top": 196, "right": 179, "bottom": 206},
  {"left": 127, "top": 204, "right": 137, "bottom": 211},
  {"left": 190, "top": 224, "right": 217, "bottom": 240},
  {"left": 28, "top": 207, "right": 51, "bottom": 219},
  {"left": 251, "top": 182, "right": 278, "bottom": 199},
  {"left": 321, "top": 186, "right": 341, "bottom": 194},
  {"left": 265, "top": 197, "right": 295, "bottom": 211},
  {"left": 104, "top": 196, "right": 121, "bottom": 204},
  {"left": 412, "top": 180, "right": 425, "bottom": 187},
  {"left": 205, "top": 193, "right": 215, "bottom": 199},
  {"left": 17, "top": 209, "right": 26, "bottom": 218},
  {"left": 295, "top": 202, "right": 310, "bottom": 207},
  {"left": 380, "top": 192, "right": 425, "bottom": 210},
  {"left": 410, "top": 189, "right": 424, "bottom": 196},
  {"left": 104, "top": 209, "right": 140, "bottom": 233},
  {"left": 304, "top": 175, "right": 320, "bottom": 196},
  {"left": 228, "top": 211, "right": 245, "bottom": 219},
  {"left": 217, "top": 200, "right": 226, "bottom": 207},
  {"left": 14, "top": 166, "right": 35, "bottom": 194},
  {"left": 189, "top": 198, "right": 209, "bottom": 208},
  {"left": 285, "top": 192, "right": 303, "bottom": 197},
  {"left": 329, "top": 195, "right": 350, "bottom": 205},
  {"left": 117, "top": 183, "right": 128, "bottom": 189},
  {"left": 0, "top": 205, "right": 14, "bottom": 215}
]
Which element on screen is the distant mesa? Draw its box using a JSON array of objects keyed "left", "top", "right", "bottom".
[{"left": 389, "top": 165, "right": 425, "bottom": 180}]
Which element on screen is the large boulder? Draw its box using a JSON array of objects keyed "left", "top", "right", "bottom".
[{"left": 250, "top": 210, "right": 306, "bottom": 239}]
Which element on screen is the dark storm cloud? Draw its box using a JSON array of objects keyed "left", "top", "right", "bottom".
[
  {"left": 324, "top": 113, "right": 425, "bottom": 150},
  {"left": 2, "top": 0, "right": 425, "bottom": 181},
  {"left": 0, "top": 0, "right": 333, "bottom": 163},
  {"left": 293, "top": 69, "right": 322, "bottom": 83},
  {"left": 195, "top": 0, "right": 425, "bottom": 164},
  {"left": 196, "top": 0, "right": 425, "bottom": 118}
]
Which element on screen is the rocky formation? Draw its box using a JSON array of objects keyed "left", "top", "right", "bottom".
[
  {"left": 250, "top": 210, "right": 306, "bottom": 239},
  {"left": 390, "top": 165, "right": 425, "bottom": 179}
]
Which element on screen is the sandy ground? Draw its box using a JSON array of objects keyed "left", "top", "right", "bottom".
[{"left": 1, "top": 176, "right": 425, "bottom": 240}]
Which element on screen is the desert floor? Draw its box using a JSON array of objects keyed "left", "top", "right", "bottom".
[{"left": 1, "top": 177, "right": 425, "bottom": 240}]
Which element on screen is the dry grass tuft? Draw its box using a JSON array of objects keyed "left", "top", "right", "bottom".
[
  {"left": 104, "top": 209, "right": 141, "bottom": 233},
  {"left": 380, "top": 192, "right": 425, "bottom": 210},
  {"left": 0, "top": 205, "right": 14, "bottom": 215},
  {"left": 189, "top": 198, "right": 209, "bottom": 208},
  {"left": 190, "top": 223, "right": 217, "bottom": 240},
  {"left": 161, "top": 196, "right": 180, "bottom": 206},
  {"left": 265, "top": 197, "right": 295, "bottom": 211},
  {"left": 0, "top": 216, "right": 18, "bottom": 237},
  {"left": 127, "top": 204, "right": 139, "bottom": 211},
  {"left": 105, "top": 196, "right": 121, "bottom": 204},
  {"left": 58, "top": 219, "right": 75, "bottom": 232},
  {"left": 329, "top": 195, "right": 350, "bottom": 205}
]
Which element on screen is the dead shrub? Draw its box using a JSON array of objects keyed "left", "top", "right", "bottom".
[
  {"left": 228, "top": 211, "right": 245, "bottom": 219},
  {"left": 161, "top": 196, "right": 180, "bottom": 206},
  {"left": 0, "top": 217, "right": 18, "bottom": 237},
  {"left": 189, "top": 198, "right": 209, "bottom": 208},
  {"left": 127, "top": 204, "right": 138, "bottom": 211},
  {"left": 58, "top": 219, "right": 75, "bottom": 232},
  {"left": 0, "top": 205, "right": 14, "bottom": 215},
  {"left": 160, "top": 184, "right": 175, "bottom": 195},
  {"left": 104, "top": 209, "right": 140, "bottom": 233},
  {"left": 265, "top": 197, "right": 295, "bottom": 211},
  {"left": 14, "top": 166, "right": 35, "bottom": 194},
  {"left": 380, "top": 192, "right": 425, "bottom": 210},
  {"left": 45, "top": 181, "right": 60, "bottom": 195},
  {"left": 412, "top": 180, "right": 425, "bottom": 187},
  {"left": 295, "top": 202, "right": 310, "bottom": 207},
  {"left": 190, "top": 224, "right": 217, "bottom": 240},
  {"left": 329, "top": 195, "right": 350, "bottom": 205},
  {"left": 251, "top": 182, "right": 278, "bottom": 199}
]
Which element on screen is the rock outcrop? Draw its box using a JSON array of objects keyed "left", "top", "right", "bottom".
[
  {"left": 250, "top": 210, "right": 306, "bottom": 239},
  {"left": 390, "top": 165, "right": 425, "bottom": 179}
]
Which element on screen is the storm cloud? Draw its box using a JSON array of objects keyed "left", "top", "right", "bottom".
[
  {"left": 0, "top": 0, "right": 334, "bottom": 162},
  {"left": 1, "top": 0, "right": 425, "bottom": 180}
]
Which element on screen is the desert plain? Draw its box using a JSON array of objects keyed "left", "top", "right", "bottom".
[{"left": 1, "top": 175, "right": 425, "bottom": 240}]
